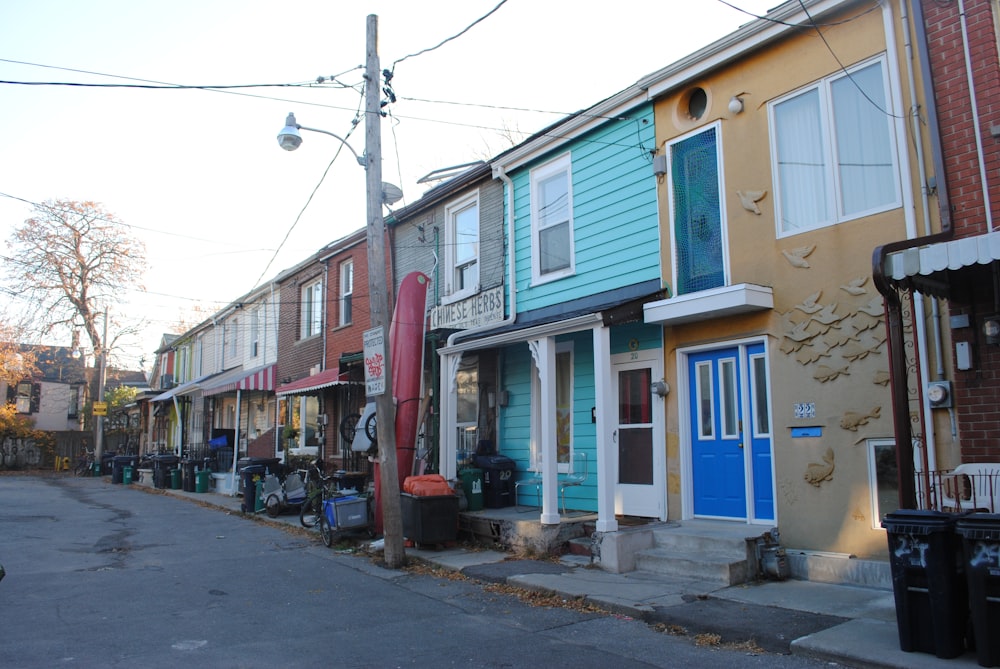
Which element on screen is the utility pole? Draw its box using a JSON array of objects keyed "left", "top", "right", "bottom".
[
  {"left": 94, "top": 311, "right": 108, "bottom": 459},
  {"left": 364, "top": 14, "right": 405, "bottom": 568}
]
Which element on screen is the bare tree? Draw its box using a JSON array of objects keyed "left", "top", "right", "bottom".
[{"left": 3, "top": 199, "right": 147, "bottom": 366}]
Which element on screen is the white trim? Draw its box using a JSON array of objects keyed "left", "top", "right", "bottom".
[
  {"left": 442, "top": 191, "right": 480, "bottom": 304},
  {"left": 666, "top": 122, "right": 730, "bottom": 294},
  {"left": 530, "top": 153, "right": 575, "bottom": 284},
  {"left": 867, "top": 438, "right": 896, "bottom": 531},
  {"left": 769, "top": 55, "right": 901, "bottom": 238}
]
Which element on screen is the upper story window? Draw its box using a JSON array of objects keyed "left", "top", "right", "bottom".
[
  {"left": 530, "top": 153, "right": 575, "bottom": 283},
  {"left": 228, "top": 318, "right": 239, "bottom": 359},
  {"left": 193, "top": 335, "right": 203, "bottom": 375},
  {"left": 339, "top": 260, "right": 353, "bottom": 326},
  {"left": 250, "top": 308, "right": 260, "bottom": 357},
  {"left": 301, "top": 280, "right": 322, "bottom": 339},
  {"left": 445, "top": 193, "right": 479, "bottom": 300},
  {"left": 770, "top": 56, "right": 900, "bottom": 237}
]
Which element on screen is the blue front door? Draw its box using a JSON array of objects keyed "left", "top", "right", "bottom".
[{"left": 688, "top": 343, "right": 774, "bottom": 521}]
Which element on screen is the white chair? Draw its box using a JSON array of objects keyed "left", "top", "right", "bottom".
[
  {"left": 560, "top": 451, "right": 588, "bottom": 515},
  {"left": 939, "top": 463, "right": 1000, "bottom": 512},
  {"left": 514, "top": 469, "right": 543, "bottom": 512}
]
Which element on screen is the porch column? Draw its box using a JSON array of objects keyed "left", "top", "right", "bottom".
[
  {"left": 592, "top": 324, "right": 618, "bottom": 532},
  {"left": 529, "top": 337, "right": 560, "bottom": 525},
  {"left": 439, "top": 351, "right": 461, "bottom": 481}
]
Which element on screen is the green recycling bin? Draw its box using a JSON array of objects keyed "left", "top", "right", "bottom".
[
  {"left": 122, "top": 466, "right": 133, "bottom": 485},
  {"left": 170, "top": 468, "right": 182, "bottom": 490},
  {"left": 459, "top": 468, "right": 484, "bottom": 511},
  {"left": 92, "top": 461, "right": 101, "bottom": 476},
  {"left": 195, "top": 469, "right": 210, "bottom": 493}
]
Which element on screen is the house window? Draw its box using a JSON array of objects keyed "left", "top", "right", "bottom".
[
  {"left": 250, "top": 308, "right": 260, "bottom": 358},
  {"left": 193, "top": 335, "right": 203, "bottom": 375},
  {"left": 530, "top": 154, "right": 574, "bottom": 282},
  {"left": 339, "top": 260, "right": 353, "bottom": 326},
  {"left": 555, "top": 343, "right": 573, "bottom": 466},
  {"left": 229, "top": 318, "right": 239, "bottom": 359},
  {"left": 15, "top": 382, "right": 32, "bottom": 414},
  {"left": 868, "top": 439, "right": 898, "bottom": 529},
  {"left": 455, "top": 354, "right": 479, "bottom": 460},
  {"left": 301, "top": 280, "right": 322, "bottom": 338},
  {"left": 445, "top": 193, "right": 479, "bottom": 300},
  {"left": 670, "top": 125, "right": 725, "bottom": 295},
  {"left": 770, "top": 57, "right": 900, "bottom": 236}
]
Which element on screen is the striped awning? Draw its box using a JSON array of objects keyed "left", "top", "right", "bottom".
[
  {"left": 201, "top": 364, "right": 276, "bottom": 397},
  {"left": 276, "top": 368, "right": 352, "bottom": 396}
]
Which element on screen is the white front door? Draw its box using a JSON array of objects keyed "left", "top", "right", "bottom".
[{"left": 613, "top": 351, "right": 666, "bottom": 519}]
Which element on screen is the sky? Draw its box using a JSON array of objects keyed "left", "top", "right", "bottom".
[{"left": 0, "top": 0, "right": 778, "bottom": 370}]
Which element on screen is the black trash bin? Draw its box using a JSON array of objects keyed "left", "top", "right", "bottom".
[
  {"left": 474, "top": 454, "right": 515, "bottom": 508},
  {"left": 241, "top": 465, "right": 266, "bottom": 513},
  {"left": 181, "top": 459, "right": 196, "bottom": 492},
  {"left": 882, "top": 509, "right": 969, "bottom": 659},
  {"left": 100, "top": 452, "right": 115, "bottom": 476},
  {"left": 957, "top": 513, "right": 1000, "bottom": 667},
  {"left": 152, "top": 454, "right": 180, "bottom": 489}
]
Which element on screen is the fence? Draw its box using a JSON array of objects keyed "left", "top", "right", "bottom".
[{"left": 920, "top": 465, "right": 1000, "bottom": 513}]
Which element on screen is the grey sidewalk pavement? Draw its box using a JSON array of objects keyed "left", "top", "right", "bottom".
[{"left": 145, "top": 481, "right": 980, "bottom": 669}]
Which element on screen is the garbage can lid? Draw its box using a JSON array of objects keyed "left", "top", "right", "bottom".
[
  {"left": 956, "top": 512, "right": 1000, "bottom": 539},
  {"left": 881, "top": 508, "right": 963, "bottom": 534}
]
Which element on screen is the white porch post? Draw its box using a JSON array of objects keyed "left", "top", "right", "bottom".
[
  {"left": 529, "top": 337, "right": 560, "bottom": 525},
  {"left": 439, "top": 352, "right": 460, "bottom": 481},
  {"left": 593, "top": 324, "right": 618, "bottom": 532}
]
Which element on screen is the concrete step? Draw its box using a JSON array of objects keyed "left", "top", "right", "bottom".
[
  {"left": 634, "top": 546, "right": 750, "bottom": 585},
  {"left": 566, "top": 536, "right": 593, "bottom": 557},
  {"left": 650, "top": 522, "right": 761, "bottom": 554}
]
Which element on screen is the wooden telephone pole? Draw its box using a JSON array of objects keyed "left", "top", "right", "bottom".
[{"left": 364, "top": 14, "right": 405, "bottom": 569}]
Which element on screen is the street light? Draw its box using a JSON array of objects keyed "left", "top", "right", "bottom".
[
  {"left": 274, "top": 14, "right": 405, "bottom": 569},
  {"left": 277, "top": 112, "right": 404, "bottom": 205}
]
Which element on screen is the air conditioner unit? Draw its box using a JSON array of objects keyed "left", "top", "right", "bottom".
[{"left": 160, "top": 374, "right": 174, "bottom": 390}]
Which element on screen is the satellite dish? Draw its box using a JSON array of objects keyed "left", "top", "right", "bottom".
[{"left": 381, "top": 182, "right": 403, "bottom": 206}]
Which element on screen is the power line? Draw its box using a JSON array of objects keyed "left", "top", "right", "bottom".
[{"left": 390, "top": 0, "right": 509, "bottom": 70}]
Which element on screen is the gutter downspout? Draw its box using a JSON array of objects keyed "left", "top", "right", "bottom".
[
  {"left": 439, "top": 169, "right": 518, "bottom": 480},
  {"left": 873, "top": 0, "right": 953, "bottom": 510}
]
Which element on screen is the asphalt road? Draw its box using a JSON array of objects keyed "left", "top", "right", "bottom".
[{"left": 0, "top": 474, "right": 836, "bottom": 668}]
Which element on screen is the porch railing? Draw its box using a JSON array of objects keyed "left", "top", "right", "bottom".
[{"left": 919, "top": 467, "right": 1000, "bottom": 514}]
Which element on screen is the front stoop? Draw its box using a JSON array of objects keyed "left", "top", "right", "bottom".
[{"left": 598, "top": 520, "right": 766, "bottom": 586}]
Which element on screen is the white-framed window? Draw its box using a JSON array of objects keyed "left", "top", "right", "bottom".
[
  {"left": 193, "top": 335, "right": 203, "bottom": 376},
  {"left": 444, "top": 192, "right": 479, "bottom": 301},
  {"left": 339, "top": 260, "right": 353, "bottom": 326},
  {"left": 301, "top": 280, "right": 322, "bottom": 339},
  {"left": 867, "top": 438, "right": 898, "bottom": 529},
  {"left": 247, "top": 309, "right": 258, "bottom": 357},
  {"left": 530, "top": 153, "right": 574, "bottom": 283},
  {"left": 555, "top": 342, "right": 573, "bottom": 469},
  {"left": 769, "top": 56, "right": 900, "bottom": 236},
  {"left": 228, "top": 318, "right": 239, "bottom": 359}
]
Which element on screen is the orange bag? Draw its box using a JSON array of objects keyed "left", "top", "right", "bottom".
[{"left": 403, "top": 474, "right": 455, "bottom": 496}]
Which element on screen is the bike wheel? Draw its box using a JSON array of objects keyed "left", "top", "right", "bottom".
[
  {"left": 265, "top": 494, "right": 281, "bottom": 518},
  {"left": 299, "top": 492, "right": 322, "bottom": 528},
  {"left": 319, "top": 513, "right": 337, "bottom": 547}
]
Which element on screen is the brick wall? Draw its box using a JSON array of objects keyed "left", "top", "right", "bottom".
[{"left": 923, "top": 0, "right": 1000, "bottom": 461}]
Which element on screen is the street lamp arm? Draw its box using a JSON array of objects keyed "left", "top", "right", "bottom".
[{"left": 277, "top": 112, "right": 366, "bottom": 167}]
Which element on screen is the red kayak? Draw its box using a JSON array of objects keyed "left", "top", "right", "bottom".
[
  {"left": 373, "top": 271, "right": 429, "bottom": 533},
  {"left": 390, "top": 271, "right": 430, "bottom": 487}
]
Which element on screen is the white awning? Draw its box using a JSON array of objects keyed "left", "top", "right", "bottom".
[{"left": 887, "top": 230, "right": 1000, "bottom": 281}]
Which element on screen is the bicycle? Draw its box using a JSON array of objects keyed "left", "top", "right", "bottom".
[
  {"left": 298, "top": 461, "right": 336, "bottom": 528},
  {"left": 73, "top": 448, "right": 96, "bottom": 476}
]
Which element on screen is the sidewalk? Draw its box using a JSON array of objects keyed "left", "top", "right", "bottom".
[{"left": 153, "top": 483, "right": 979, "bottom": 669}]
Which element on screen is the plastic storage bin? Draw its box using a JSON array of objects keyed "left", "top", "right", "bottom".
[
  {"left": 881, "top": 509, "right": 969, "bottom": 659},
  {"left": 400, "top": 492, "right": 458, "bottom": 545},
  {"left": 956, "top": 513, "right": 1000, "bottom": 667}
]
